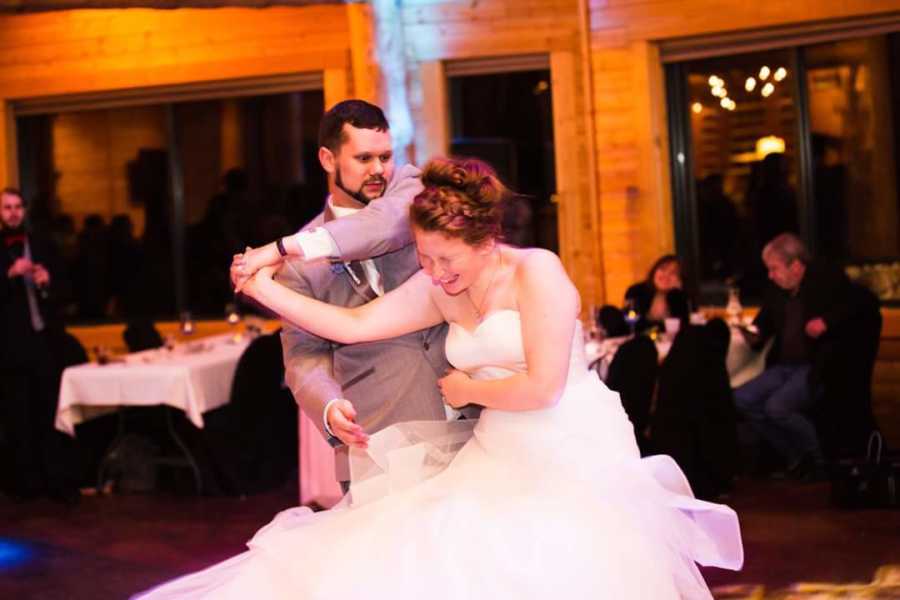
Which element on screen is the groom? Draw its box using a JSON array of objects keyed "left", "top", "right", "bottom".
[{"left": 263, "top": 100, "right": 460, "bottom": 489}]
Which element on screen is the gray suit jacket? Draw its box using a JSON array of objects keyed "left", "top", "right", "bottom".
[
  {"left": 321, "top": 163, "right": 420, "bottom": 260},
  {"left": 278, "top": 199, "right": 449, "bottom": 482}
]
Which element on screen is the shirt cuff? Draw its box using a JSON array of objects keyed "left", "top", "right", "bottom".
[
  {"left": 322, "top": 397, "right": 343, "bottom": 438},
  {"left": 294, "top": 228, "right": 340, "bottom": 261}
]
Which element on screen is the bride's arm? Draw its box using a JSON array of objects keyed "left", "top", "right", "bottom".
[
  {"left": 441, "top": 249, "right": 578, "bottom": 411},
  {"left": 244, "top": 267, "right": 444, "bottom": 344}
]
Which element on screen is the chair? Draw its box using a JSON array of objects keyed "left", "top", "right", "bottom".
[
  {"left": 123, "top": 317, "right": 163, "bottom": 352},
  {"left": 652, "top": 321, "right": 738, "bottom": 499},
  {"left": 200, "top": 331, "right": 297, "bottom": 495},
  {"left": 813, "top": 282, "right": 882, "bottom": 460},
  {"left": 604, "top": 335, "right": 658, "bottom": 454},
  {"left": 597, "top": 305, "right": 629, "bottom": 338}
]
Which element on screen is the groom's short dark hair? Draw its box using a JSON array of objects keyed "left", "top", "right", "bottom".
[{"left": 318, "top": 100, "right": 390, "bottom": 154}]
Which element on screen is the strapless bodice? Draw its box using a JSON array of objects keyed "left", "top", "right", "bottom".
[{"left": 445, "top": 310, "right": 589, "bottom": 384}]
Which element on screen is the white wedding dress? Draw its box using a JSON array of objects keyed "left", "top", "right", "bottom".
[{"left": 136, "top": 310, "right": 743, "bottom": 600}]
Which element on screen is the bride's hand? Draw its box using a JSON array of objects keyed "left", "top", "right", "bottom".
[
  {"left": 438, "top": 369, "right": 470, "bottom": 409},
  {"left": 232, "top": 244, "right": 283, "bottom": 293},
  {"left": 242, "top": 264, "right": 279, "bottom": 298}
]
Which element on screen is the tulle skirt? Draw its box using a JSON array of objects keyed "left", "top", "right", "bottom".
[{"left": 135, "top": 373, "right": 743, "bottom": 600}]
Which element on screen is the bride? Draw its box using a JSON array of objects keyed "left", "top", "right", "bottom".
[{"left": 136, "top": 157, "right": 743, "bottom": 599}]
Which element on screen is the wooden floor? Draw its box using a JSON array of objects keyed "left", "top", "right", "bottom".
[{"left": 2, "top": 477, "right": 899, "bottom": 599}]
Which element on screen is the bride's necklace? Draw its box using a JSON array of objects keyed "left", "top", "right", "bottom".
[{"left": 466, "top": 249, "right": 501, "bottom": 323}]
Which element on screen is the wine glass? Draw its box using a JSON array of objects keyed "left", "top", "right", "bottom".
[
  {"left": 179, "top": 311, "right": 195, "bottom": 336},
  {"left": 225, "top": 302, "right": 242, "bottom": 343},
  {"left": 623, "top": 300, "right": 640, "bottom": 337},
  {"left": 93, "top": 345, "right": 110, "bottom": 365},
  {"left": 725, "top": 285, "right": 743, "bottom": 326}
]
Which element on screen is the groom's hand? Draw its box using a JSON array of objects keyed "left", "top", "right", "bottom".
[
  {"left": 231, "top": 244, "right": 286, "bottom": 293},
  {"left": 326, "top": 400, "right": 370, "bottom": 449}
]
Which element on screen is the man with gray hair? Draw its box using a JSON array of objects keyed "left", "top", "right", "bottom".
[{"left": 735, "top": 232, "right": 854, "bottom": 481}]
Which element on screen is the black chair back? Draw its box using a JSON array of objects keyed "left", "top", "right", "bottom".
[{"left": 605, "top": 335, "right": 658, "bottom": 454}]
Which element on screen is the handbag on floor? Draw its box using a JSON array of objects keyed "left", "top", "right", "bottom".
[{"left": 831, "top": 431, "right": 900, "bottom": 509}]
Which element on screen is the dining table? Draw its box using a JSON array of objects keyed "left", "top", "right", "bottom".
[
  {"left": 586, "top": 322, "right": 771, "bottom": 388},
  {"left": 56, "top": 332, "right": 342, "bottom": 504}
]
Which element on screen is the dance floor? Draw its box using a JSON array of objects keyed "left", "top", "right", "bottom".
[{"left": 2, "top": 477, "right": 899, "bottom": 599}]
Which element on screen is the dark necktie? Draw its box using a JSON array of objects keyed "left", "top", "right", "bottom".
[{"left": 345, "top": 261, "right": 378, "bottom": 302}]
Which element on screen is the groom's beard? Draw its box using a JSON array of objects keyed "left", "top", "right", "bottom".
[{"left": 335, "top": 167, "right": 386, "bottom": 206}]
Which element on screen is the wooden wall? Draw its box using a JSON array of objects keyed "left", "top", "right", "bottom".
[
  {"left": 396, "top": 0, "right": 606, "bottom": 306},
  {"left": 0, "top": 0, "right": 893, "bottom": 444},
  {"left": 586, "top": 0, "right": 900, "bottom": 303},
  {"left": 0, "top": 5, "right": 355, "bottom": 185}
]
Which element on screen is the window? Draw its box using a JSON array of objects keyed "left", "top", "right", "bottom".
[
  {"left": 667, "top": 31, "right": 900, "bottom": 303},
  {"left": 447, "top": 67, "right": 558, "bottom": 252},
  {"left": 16, "top": 90, "right": 325, "bottom": 323}
]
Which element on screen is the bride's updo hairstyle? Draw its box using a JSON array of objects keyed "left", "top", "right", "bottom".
[{"left": 410, "top": 157, "right": 509, "bottom": 246}]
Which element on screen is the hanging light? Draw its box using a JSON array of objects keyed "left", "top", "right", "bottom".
[
  {"left": 712, "top": 86, "right": 728, "bottom": 98},
  {"left": 692, "top": 102, "right": 703, "bottom": 114},
  {"left": 759, "top": 66, "right": 771, "bottom": 80},
  {"left": 773, "top": 67, "right": 787, "bottom": 82},
  {"left": 720, "top": 98, "right": 736, "bottom": 111},
  {"left": 745, "top": 77, "right": 757, "bottom": 92},
  {"left": 708, "top": 75, "right": 724, "bottom": 87},
  {"left": 761, "top": 82, "right": 775, "bottom": 97},
  {"left": 756, "top": 135, "right": 785, "bottom": 159}
]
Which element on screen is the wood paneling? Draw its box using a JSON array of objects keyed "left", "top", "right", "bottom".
[
  {"left": 346, "top": 3, "right": 379, "bottom": 102},
  {"left": 586, "top": 0, "right": 900, "bottom": 302},
  {"left": 395, "top": 0, "right": 603, "bottom": 306},
  {"left": 414, "top": 60, "right": 449, "bottom": 165},
  {"left": 0, "top": 1, "right": 339, "bottom": 9},
  {"left": 323, "top": 67, "right": 351, "bottom": 110},
  {"left": 0, "top": 101, "right": 13, "bottom": 186},
  {"left": 0, "top": 5, "right": 349, "bottom": 189}
]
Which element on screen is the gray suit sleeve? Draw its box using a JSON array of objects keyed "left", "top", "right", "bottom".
[
  {"left": 276, "top": 261, "right": 342, "bottom": 442},
  {"left": 321, "top": 164, "right": 424, "bottom": 261}
]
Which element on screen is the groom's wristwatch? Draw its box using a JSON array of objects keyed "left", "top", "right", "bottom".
[{"left": 276, "top": 237, "right": 288, "bottom": 257}]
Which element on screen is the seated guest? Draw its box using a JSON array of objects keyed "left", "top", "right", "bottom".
[
  {"left": 734, "top": 233, "right": 855, "bottom": 480},
  {"left": 624, "top": 255, "right": 690, "bottom": 332}
]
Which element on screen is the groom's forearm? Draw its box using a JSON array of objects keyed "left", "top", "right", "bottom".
[{"left": 322, "top": 165, "right": 423, "bottom": 260}]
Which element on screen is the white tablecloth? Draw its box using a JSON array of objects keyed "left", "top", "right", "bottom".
[
  {"left": 57, "top": 332, "right": 345, "bottom": 509},
  {"left": 298, "top": 411, "right": 342, "bottom": 508},
  {"left": 56, "top": 334, "right": 250, "bottom": 435},
  {"left": 587, "top": 326, "right": 770, "bottom": 389}
]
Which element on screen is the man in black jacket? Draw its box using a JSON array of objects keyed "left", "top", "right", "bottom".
[
  {"left": 0, "top": 187, "right": 78, "bottom": 503},
  {"left": 735, "top": 233, "right": 854, "bottom": 480}
]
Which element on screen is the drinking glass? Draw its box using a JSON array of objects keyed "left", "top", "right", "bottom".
[
  {"left": 179, "top": 311, "right": 195, "bottom": 336},
  {"left": 225, "top": 302, "right": 242, "bottom": 343},
  {"left": 624, "top": 300, "right": 640, "bottom": 336}
]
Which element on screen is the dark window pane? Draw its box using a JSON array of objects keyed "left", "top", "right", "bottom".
[
  {"left": 16, "top": 90, "right": 325, "bottom": 324},
  {"left": 448, "top": 70, "right": 557, "bottom": 251},
  {"left": 676, "top": 49, "right": 800, "bottom": 302},
  {"left": 805, "top": 35, "right": 900, "bottom": 300}
]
